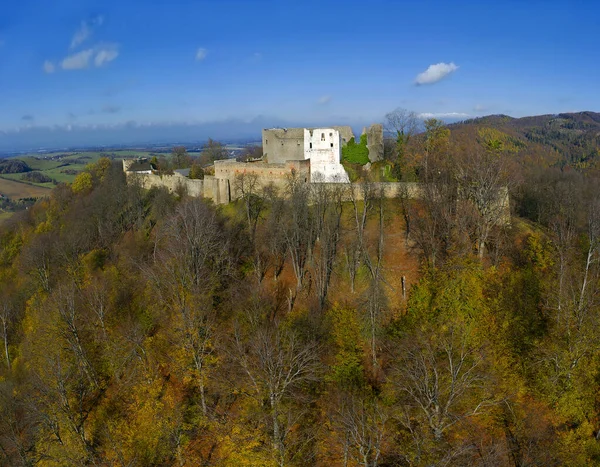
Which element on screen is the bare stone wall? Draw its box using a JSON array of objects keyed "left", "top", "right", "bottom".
[
  {"left": 126, "top": 172, "right": 231, "bottom": 204},
  {"left": 333, "top": 126, "right": 355, "bottom": 145},
  {"left": 122, "top": 160, "right": 135, "bottom": 171},
  {"left": 363, "top": 123, "right": 384, "bottom": 163},
  {"left": 263, "top": 126, "right": 356, "bottom": 164},
  {"left": 215, "top": 159, "right": 311, "bottom": 197},
  {"left": 262, "top": 128, "right": 305, "bottom": 163},
  {"left": 123, "top": 160, "right": 509, "bottom": 222},
  {"left": 315, "top": 182, "right": 422, "bottom": 200}
]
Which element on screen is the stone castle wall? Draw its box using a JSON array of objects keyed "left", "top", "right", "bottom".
[
  {"left": 214, "top": 159, "right": 311, "bottom": 196},
  {"left": 123, "top": 160, "right": 510, "bottom": 223},
  {"left": 363, "top": 123, "right": 384, "bottom": 162},
  {"left": 262, "top": 128, "right": 305, "bottom": 164},
  {"left": 262, "top": 126, "right": 356, "bottom": 164},
  {"left": 125, "top": 172, "right": 231, "bottom": 204}
]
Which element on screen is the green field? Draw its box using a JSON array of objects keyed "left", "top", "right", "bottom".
[{"left": 3, "top": 150, "right": 171, "bottom": 188}]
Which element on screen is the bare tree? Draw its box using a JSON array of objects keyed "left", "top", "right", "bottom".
[
  {"left": 332, "top": 392, "right": 388, "bottom": 467},
  {"left": 392, "top": 327, "right": 492, "bottom": 442},
  {"left": 265, "top": 194, "right": 288, "bottom": 282},
  {"left": 200, "top": 138, "right": 229, "bottom": 165},
  {"left": 283, "top": 172, "right": 315, "bottom": 308},
  {"left": 310, "top": 181, "right": 346, "bottom": 310},
  {"left": 234, "top": 172, "right": 268, "bottom": 253},
  {"left": 145, "top": 199, "right": 232, "bottom": 417},
  {"left": 20, "top": 232, "right": 56, "bottom": 293},
  {"left": 234, "top": 322, "right": 320, "bottom": 466},
  {"left": 384, "top": 108, "right": 419, "bottom": 140},
  {"left": 171, "top": 146, "right": 190, "bottom": 169},
  {"left": 349, "top": 180, "right": 388, "bottom": 372},
  {"left": 455, "top": 150, "right": 511, "bottom": 260},
  {"left": 0, "top": 303, "right": 14, "bottom": 371}
]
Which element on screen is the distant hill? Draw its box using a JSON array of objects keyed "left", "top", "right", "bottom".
[
  {"left": 0, "top": 159, "right": 32, "bottom": 174},
  {"left": 449, "top": 111, "right": 600, "bottom": 168}
]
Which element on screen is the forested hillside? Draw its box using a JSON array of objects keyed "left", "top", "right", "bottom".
[
  {"left": 451, "top": 111, "right": 600, "bottom": 168},
  {"left": 1, "top": 120, "right": 600, "bottom": 466}
]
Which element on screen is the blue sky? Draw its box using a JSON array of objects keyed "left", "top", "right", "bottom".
[{"left": 0, "top": 0, "right": 599, "bottom": 150}]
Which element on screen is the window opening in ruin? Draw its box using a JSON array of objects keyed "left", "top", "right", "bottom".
[
  {"left": 310, "top": 143, "right": 312, "bottom": 149},
  {"left": 329, "top": 132, "right": 332, "bottom": 137},
  {"left": 330, "top": 143, "right": 334, "bottom": 148},
  {"left": 321, "top": 133, "right": 325, "bottom": 141}
]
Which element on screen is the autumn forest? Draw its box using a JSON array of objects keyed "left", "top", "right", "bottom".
[{"left": 2, "top": 114, "right": 600, "bottom": 466}]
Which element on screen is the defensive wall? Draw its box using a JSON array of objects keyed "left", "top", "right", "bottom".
[
  {"left": 262, "top": 128, "right": 306, "bottom": 163},
  {"left": 363, "top": 123, "right": 384, "bottom": 162},
  {"left": 123, "top": 160, "right": 510, "bottom": 223},
  {"left": 125, "top": 171, "right": 231, "bottom": 205},
  {"left": 214, "top": 159, "right": 311, "bottom": 192}
]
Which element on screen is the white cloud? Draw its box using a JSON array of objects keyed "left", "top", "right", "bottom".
[
  {"left": 43, "top": 60, "right": 56, "bottom": 73},
  {"left": 61, "top": 49, "right": 94, "bottom": 69},
  {"left": 473, "top": 104, "right": 488, "bottom": 112},
  {"left": 70, "top": 15, "right": 104, "bottom": 49},
  {"left": 418, "top": 112, "right": 469, "bottom": 119},
  {"left": 70, "top": 22, "right": 91, "bottom": 49},
  {"left": 94, "top": 45, "right": 119, "bottom": 67},
  {"left": 59, "top": 45, "right": 119, "bottom": 71},
  {"left": 415, "top": 62, "right": 459, "bottom": 85},
  {"left": 196, "top": 48, "right": 208, "bottom": 61},
  {"left": 317, "top": 95, "right": 332, "bottom": 105}
]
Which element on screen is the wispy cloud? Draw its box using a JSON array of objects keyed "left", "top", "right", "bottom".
[
  {"left": 70, "top": 15, "right": 104, "bottom": 49},
  {"left": 94, "top": 45, "right": 119, "bottom": 67},
  {"left": 317, "top": 95, "right": 332, "bottom": 105},
  {"left": 43, "top": 60, "right": 56, "bottom": 73},
  {"left": 418, "top": 112, "right": 469, "bottom": 119},
  {"left": 415, "top": 62, "right": 459, "bottom": 85},
  {"left": 61, "top": 49, "right": 94, "bottom": 70},
  {"left": 473, "top": 104, "right": 488, "bottom": 113},
  {"left": 21, "top": 115, "right": 34, "bottom": 121},
  {"left": 60, "top": 45, "right": 119, "bottom": 71},
  {"left": 196, "top": 48, "right": 208, "bottom": 61}
]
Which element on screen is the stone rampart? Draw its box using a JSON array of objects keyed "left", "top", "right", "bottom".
[
  {"left": 126, "top": 172, "right": 231, "bottom": 204},
  {"left": 123, "top": 160, "right": 509, "bottom": 222},
  {"left": 262, "top": 128, "right": 305, "bottom": 163},
  {"left": 363, "top": 124, "right": 384, "bottom": 162},
  {"left": 215, "top": 159, "right": 311, "bottom": 197}
]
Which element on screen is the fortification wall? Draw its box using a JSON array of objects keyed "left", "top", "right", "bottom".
[
  {"left": 315, "top": 182, "right": 422, "bottom": 200},
  {"left": 363, "top": 123, "right": 384, "bottom": 162},
  {"left": 263, "top": 126, "right": 357, "bottom": 164},
  {"left": 262, "top": 128, "right": 305, "bottom": 164},
  {"left": 333, "top": 126, "right": 355, "bottom": 145},
  {"left": 215, "top": 159, "right": 311, "bottom": 197},
  {"left": 122, "top": 160, "right": 509, "bottom": 222},
  {"left": 126, "top": 172, "right": 230, "bottom": 204}
]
